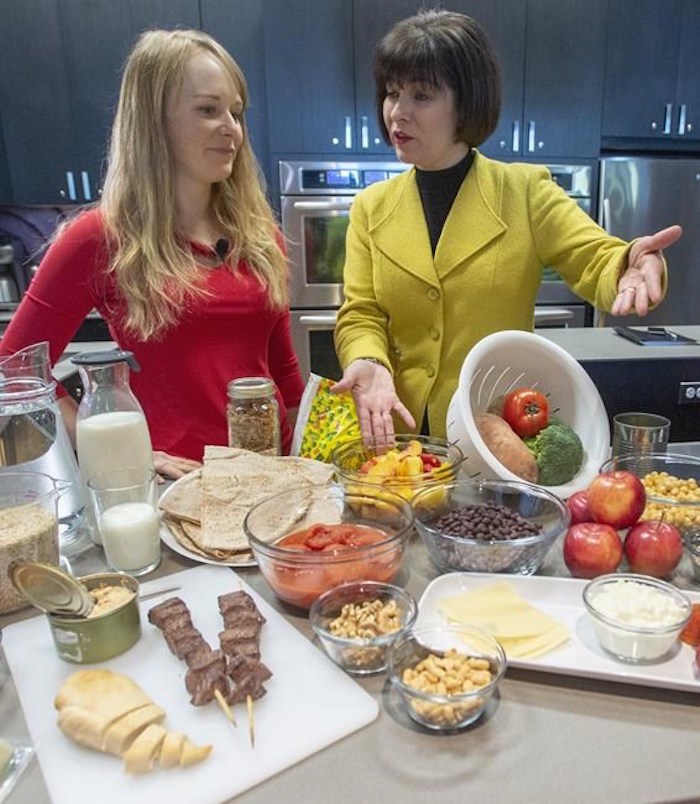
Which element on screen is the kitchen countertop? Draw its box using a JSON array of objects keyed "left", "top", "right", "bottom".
[
  {"left": 3, "top": 458, "right": 700, "bottom": 804},
  {"left": 541, "top": 325, "right": 700, "bottom": 361}
]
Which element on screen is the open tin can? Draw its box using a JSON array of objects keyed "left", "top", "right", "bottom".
[{"left": 10, "top": 563, "right": 141, "bottom": 663}]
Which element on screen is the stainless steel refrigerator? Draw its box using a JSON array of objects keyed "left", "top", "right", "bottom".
[{"left": 598, "top": 156, "right": 700, "bottom": 326}]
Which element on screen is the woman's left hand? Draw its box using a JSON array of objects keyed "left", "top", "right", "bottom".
[
  {"left": 612, "top": 224, "right": 683, "bottom": 316},
  {"left": 153, "top": 451, "right": 202, "bottom": 482}
]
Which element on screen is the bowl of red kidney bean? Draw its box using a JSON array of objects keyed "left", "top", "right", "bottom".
[{"left": 412, "top": 479, "right": 569, "bottom": 575}]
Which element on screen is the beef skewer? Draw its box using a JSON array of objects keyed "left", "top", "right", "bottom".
[
  {"left": 148, "top": 597, "right": 233, "bottom": 716},
  {"left": 217, "top": 591, "right": 273, "bottom": 747}
]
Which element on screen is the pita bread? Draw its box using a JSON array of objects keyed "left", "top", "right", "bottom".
[
  {"left": 198, "top": 448, "right": 334, "bottom": 552},
  {"left": 158, "top": 470, "right": 202, "bottom": 525}
]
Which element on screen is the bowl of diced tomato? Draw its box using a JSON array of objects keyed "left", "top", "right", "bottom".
[
  {"left": 332, "top": 435, "right": 465, "bottom": 502},
  {"left": 243, "top": 483, "right": 414, "bottom": 610}
]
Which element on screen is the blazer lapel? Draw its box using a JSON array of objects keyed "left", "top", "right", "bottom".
[
  {"left": 371, "top": 172, "right": 439, "bottom": 287},
  {"left": 434, "top": 164, "right": 507, "bottom": 279}
]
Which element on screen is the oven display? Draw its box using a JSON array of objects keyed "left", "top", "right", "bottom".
[
  {"left": 362, "top": 170, "right": 388, "bottom": 186},
  {"left": 301, "top": 169, "right": 361, "bottom": 190}
]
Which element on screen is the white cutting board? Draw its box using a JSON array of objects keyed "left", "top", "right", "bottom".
[{"left": 3, "top": 565, "right": 379, "bottom": 804}]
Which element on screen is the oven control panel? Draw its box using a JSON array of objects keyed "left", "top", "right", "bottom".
[{"left": 279, "top": 161, "right": 409, "bottom": 195}]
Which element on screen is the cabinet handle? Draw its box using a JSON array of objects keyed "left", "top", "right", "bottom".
[
  {"left": 663, "top": 103, "right": 672, "bottom": 135},
  {"left": 65, "top": 171, "right": 77, "bottom": 201},
  {"left": 678, "top": 103, "right": 688, "bottom": 136},
  {"left": 344, "top": 116, "right": 352, "bottom": 149},
  {"left": 80, "top": 171, "right": 91, "bottom": 201},
  {"left": 601, "top": 197, "right": 611, "bottom": 233},
  {"left": 511, "top": 120, "right": 520, "bottom": 152},
  {"left": 360, "top": 116, "right": 369, "bottom": 149},
  {"left": 527, "top": 121, "right": 536, "bottom": 153}
]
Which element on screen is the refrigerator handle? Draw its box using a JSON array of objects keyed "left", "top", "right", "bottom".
[
  {"left": 601, "top": 197, "right": 611, "bottom": 233},
  {"left": 678, "top": 103, "right": 688, "bottom": 136},
  {"left": 663, "top": 103, "right": 673, "bottom": 135}
]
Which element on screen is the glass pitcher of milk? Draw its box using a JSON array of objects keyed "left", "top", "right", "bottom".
[{"left": 71, "top": 349, "right": 153, "bottom": 544}]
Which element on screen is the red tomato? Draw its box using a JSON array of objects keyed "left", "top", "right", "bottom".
[
  {"left": 420, "top": 453, "right": 442, "bottom": 469},
  {"left": 502, "top": 388, "right": 550, "bottom": 438}
]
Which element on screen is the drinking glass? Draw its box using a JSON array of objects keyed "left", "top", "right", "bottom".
[
  {"left": 87, "top": 466, "right": 161, "bottom": 576},
  {"left": 611, "top": 412, "right": 670, "bottom": 460}
]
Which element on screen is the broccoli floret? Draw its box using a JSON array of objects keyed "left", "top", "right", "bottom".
[{"left": 524, "top": 423, "right": 583, "bottom": 486}]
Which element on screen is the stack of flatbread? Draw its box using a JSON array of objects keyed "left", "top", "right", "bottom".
[{"left": 159, "top": 446, "right": 335, "bottom": 563}]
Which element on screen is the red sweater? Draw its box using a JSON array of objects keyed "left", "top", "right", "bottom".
[{"left": 0, "top": 209, "right": 305, "bottom": 461}]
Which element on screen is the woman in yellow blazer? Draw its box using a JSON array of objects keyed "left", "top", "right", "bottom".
[{"left": 333, "top": 9, "right": 681, "bottom": 444}]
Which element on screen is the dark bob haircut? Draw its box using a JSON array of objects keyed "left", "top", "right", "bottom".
[{"left": 374, "top": 9, "right": 502, "bottom": 147}]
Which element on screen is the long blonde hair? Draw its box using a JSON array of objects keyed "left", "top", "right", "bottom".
[{"left": 100, "top": 29, "right": 287, "bottom": 340}]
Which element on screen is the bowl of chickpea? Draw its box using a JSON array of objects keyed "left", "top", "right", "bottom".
[
  {"left": 387, "top": 624, "right": 507, "bottom": 731},
  {"left": 600, "top": 453, "right": 700, "bottom": 539},
  {"left": 309, "top": 581, "right": 418, "bottom": 675}
]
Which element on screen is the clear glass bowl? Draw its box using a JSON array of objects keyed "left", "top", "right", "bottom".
[
  {"left": 309, "top": 581, "right": 418, "bottom": 675},
  {"left": 583, "top": 573, "right": 692, "bottom": 663},
  {"left": 332, "top": 435, "right": 465, "bottom": 502},
  {"left": 244, "top": 483, "right": 414, "bottom": 611},
  {"left": 599, "top": 453, "right": 700, "bottom": 540},
  {"left": 412, "top": 478, "right": 569, "bottom": 575},
  {"left": 388, "top": 624, "right": 507, "bottom": 731}
]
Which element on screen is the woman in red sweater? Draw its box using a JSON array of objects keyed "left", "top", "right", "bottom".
[{"left": 0, "top": 29, "right": 304, "bottom": 477}]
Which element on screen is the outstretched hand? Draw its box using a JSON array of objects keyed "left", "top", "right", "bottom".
[
  {"left": 612, "top": 224, "right": 682, "bottom": 316},
  {"left": 331, "top": 359, "right": 416, "bottom": 446}
]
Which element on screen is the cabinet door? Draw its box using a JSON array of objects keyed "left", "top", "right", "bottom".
[
  {"left": 59, "top": 0, "right": 201, "bottom": 202},
  {"left": 200, "top": 0, "right": 270, "bottom": 177},
  {"left": 602, "top": 0, "right": 681, "bottom": 140},
  {"left": 263, "top": 0, "right": 355, "bottom": 155},
  {"left": 0, "top": 0, "right": 77, "bottom": 204},
  {"left": 523, "top": 0, "right": 607, "bottom": 158},
  {"left": 675, "top": 0, "right": 700, "bottom": 139}
]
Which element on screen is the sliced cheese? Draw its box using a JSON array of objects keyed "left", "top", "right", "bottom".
[{"left": 439, "top": 582, "right": 570, "bottom": 659}]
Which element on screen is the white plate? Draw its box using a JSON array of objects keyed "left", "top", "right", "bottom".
[
  {"left": 159, "top": 471, "right": 257, "bottom": 568},
  {"left": 417, "top": 573, "right": 700, "bottom": 693}
]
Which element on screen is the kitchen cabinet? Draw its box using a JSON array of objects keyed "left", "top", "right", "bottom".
[
  {"left": 200, "top": 0, "right": 270, "bottom": 180},
  {"left": 602, "top": 0, "right": 700, "bottom": 143},
  {"left": 481, "top": 0, "right": 607, "bottom": 159},
  {"left": 264, "top": 0, "right": 606, "bottom": 161},
  {"left": 0, "top": 0, "right": 200, "bottom": 205}
]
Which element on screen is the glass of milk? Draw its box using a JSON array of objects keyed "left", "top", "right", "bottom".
[{"left": 87, "top": 466, "right": 161, "bottom": 576}]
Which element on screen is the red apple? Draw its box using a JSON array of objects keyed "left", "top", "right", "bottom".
[
  {"left": 587, "top": 470, "right": 646, "bottom": 529},
  {"left": 624, "top": 519, "right": 684, "bottom": 578},
  {"left": 563, "top": 522, "right": 623, "bottom": 579},
  {"left": 567, "top": 490, "right": 593, "bottom": 525}
]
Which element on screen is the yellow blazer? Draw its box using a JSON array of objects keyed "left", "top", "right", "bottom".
[{"left": 334, "top": 151, "right": 632, "bottom": 439}]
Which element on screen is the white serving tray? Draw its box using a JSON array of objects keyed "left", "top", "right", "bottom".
[{"left": 417, "top": 572, "right": 700, "bottom": 693}]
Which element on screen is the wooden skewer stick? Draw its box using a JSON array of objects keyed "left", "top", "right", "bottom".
[
  {"left": 214, "top": 688, "right": 237, "bottom": 727},
  {"left": 246, "top": 694, "right": 255, "bottom": 748}
]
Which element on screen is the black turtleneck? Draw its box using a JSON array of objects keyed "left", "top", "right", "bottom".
[{"left": 415, "top": 150, "right": 475, "bottom": 254}]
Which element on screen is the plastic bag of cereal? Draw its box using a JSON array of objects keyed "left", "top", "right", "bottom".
[{"left": 291, "top": 374, "right": 361, "bottom": 462}]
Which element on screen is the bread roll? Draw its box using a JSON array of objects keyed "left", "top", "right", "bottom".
[{"left": 123, "top": 723, "right": 168, "bottom": 774}]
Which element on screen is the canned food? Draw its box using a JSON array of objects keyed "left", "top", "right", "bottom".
[{"left": 47, "top": 573, "right": 141, "bottom": 664}]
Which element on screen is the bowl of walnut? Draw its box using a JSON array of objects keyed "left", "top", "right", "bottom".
[
  {"left": 388, "top": 624, "right": 507, "bottom": 731},
  {"left": 309, "top": 581, "right": 418, "bottom": 675}
]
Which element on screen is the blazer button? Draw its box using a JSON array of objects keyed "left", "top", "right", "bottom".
[
  {"left": 428, "top": 327, "right": 440, "bottom": 340},
  {"left": 427, "top": 288, "right": 440, "bottom": 301},
  {"left": 425, "top": 364, "right": 436, "bottom": 378}
]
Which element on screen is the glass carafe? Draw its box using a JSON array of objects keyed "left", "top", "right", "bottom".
[
  {"left": 0, "top": 342, "right": 86, "bottom": 554},
  {"left": 72, "top": 350, "right": 153, "bottom": 544}
]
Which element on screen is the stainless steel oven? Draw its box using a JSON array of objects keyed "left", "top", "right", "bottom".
[{"left": 281, "top": 160, "right": 595, "bottom": 379}]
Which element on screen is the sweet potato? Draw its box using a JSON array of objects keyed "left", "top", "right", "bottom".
[{"left": 475, "top": 413, "right": 539, "bottom": 483}]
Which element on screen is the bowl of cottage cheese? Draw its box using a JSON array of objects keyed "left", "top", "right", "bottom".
[{"left": 583, "top": 573, "right": 692, "bottom": 663}]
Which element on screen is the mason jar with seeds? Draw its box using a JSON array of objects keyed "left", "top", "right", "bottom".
[{"left": 227, "top": 377, "right": 281, "bottom": 456}]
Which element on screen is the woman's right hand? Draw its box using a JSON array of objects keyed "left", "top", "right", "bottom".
[
  {"left": 330, "top": 359, "right": 415, "bottom": 446},
  {"left": 153, "top": 451, "right": 202, "bottom": 482}
]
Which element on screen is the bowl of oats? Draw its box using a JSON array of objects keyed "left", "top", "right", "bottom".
[{"left": 309, "top": 581, "right": 418, "bottom": 675}]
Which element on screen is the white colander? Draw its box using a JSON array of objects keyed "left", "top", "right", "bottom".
[{"left": 446, "top": 330, "right": 610, "bottom": 499}]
